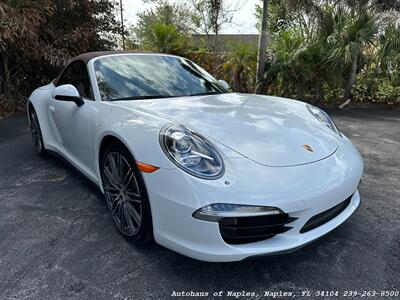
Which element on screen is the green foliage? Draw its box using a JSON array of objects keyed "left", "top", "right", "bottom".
[
  {"left": 222, "top": 43, "right": 257, "bottom": 92},
  {"left": 325, "top": 6, "right": 378, "bottom": 68},
  {"left": 378, "top": 22, "right": 400, "bottom": 73},
  {"left": 143, "top": 23, "right": 187, "bottom": 53},
  {"left": 252, "top": 0, "right": 400, "bottom": 107},
  {"left": 184, "top": 51, "right": 228, "bottom": 83},
  {"left": 352, "top": 71, "right": 400, "bottom": 104},
  {"left": 130, "top": 0, "right": 193, "bottom": 50},
  {"left": 2, "top": 0, "right": 400, "bottom": 116},
  {"left": 172, "top": 0, "right": 400, "bottom": 107}
]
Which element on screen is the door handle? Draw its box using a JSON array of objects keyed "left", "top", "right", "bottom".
[{"left": 49, "top": 106, "right": 55, "bottom": 114}]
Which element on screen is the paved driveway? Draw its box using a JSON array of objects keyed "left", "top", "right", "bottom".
[{"left": 0, "top": 110, "right": 399, "bottom": 299}]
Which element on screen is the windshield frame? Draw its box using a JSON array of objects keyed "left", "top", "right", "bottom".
[{"left": 89, "top": 53, "right": 231, "bottom": 102}]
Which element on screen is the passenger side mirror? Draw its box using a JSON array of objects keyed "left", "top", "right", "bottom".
[
  {"left": 218, "top": 80, "right": 230, "bottom": 90},
  {"left": 52, "top": 84, "right": 84, "bottom": 107}
]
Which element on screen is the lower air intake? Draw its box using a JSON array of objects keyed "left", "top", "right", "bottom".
[
  {"left": 300, "top": 195, "right": 352, "bottom": 233},
  {"left": 219, "top": 213, "right": 297, "bottom": 245}
]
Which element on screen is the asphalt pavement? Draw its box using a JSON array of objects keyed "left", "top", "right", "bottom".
[{"left": 0, "top": 109, "right": 399, "bottom": 299}]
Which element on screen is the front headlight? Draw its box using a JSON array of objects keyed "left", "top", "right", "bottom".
[
  {"left": 307, "top": 104, "right": 341, "bottom": 136},
  {"left": 159, "top": 124, "right": 224, "bottom": 179}
]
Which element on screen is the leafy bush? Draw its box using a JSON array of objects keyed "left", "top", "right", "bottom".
[
  {"left": 352, "top": 71, "right": 400, "bottom": 104},
  {"left": 184, "top": 52, "right": 228, "bottom": 82},
  {"left": 184, "top": 45, "right": 257, "bottom": 94},
  {"left": 142, "top": 23, "right": 187, "bottom": 53},
  {"left": 0, "top": 0, "right": 120, "bottom": 116},
  {"left": 222, "top": 43, "right": 257, "bottom": 92},
  {"left": 185, "top": 51, "right": 400, "bottom": 107}
]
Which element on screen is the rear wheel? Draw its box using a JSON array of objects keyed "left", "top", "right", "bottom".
[
  {"left": 29, "top": 108, "right": 46, "bottom": 157},
  {"left": 101, "top": 143, "right": 153, "bottom": 243}
]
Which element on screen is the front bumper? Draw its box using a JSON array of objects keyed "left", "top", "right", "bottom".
[{"left": 142, "top": 137, "right": 363, "bottom": 262}]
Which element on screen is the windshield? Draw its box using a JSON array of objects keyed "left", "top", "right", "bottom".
[{"left": 93, "top": 54, "right": 229, "bottom": 101}]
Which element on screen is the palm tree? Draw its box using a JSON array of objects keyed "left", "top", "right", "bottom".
[
  {"left": 145, "top": 23, "right": 186, "bottom": 53},
  {"left": 325, "top": 5, "right": 379, "bottom": 107},
  {"left": 223, "top": 43, "right": 256, "bottom": 92},
  {"left": 378, "top": 22, "right": 400, "bottom": 76}
]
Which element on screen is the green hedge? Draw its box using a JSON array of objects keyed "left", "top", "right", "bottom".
[
  {"left": 185, "top": 51, "right": 400, "bottom": 107},
  {"left": 352, "top": 72, "right": 400, "bottom": 105}
]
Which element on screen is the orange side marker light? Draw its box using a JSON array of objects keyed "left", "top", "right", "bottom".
[{"left": 136, "top": 161, "right": 160, "bottom": 173}]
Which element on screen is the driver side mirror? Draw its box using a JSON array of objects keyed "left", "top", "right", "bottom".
[
  {"left": 52, "top": 84, "right": 84, "bottom": 107},
  {"left": 218, "top": 80, "right": 230, "bottom": 90}
]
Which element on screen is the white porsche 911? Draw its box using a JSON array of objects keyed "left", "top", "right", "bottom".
[{"left": 28, "top": 52, "right": 363, "bottom": 262}]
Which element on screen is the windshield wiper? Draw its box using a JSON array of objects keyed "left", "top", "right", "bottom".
[
  {"left": 109, "top": 95, "right": 175, "bottom": 101},
  {"left": 189, "top": 91, "right": 224, "bottom": 97}
]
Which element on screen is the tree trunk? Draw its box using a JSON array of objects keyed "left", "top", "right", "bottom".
[
  {"left": 255, "top": 0, "right": 268, "bottom": 93},
  {"left": 0, "top": 52, "right": 11, "bottom": 110},
  {"left": 2, "top": 53, "right": 10, "bottom": 98},
  {"left": 232, "top": 70, "right": 240, "bottom": 91},
  {"left": 340, "top": 51, "right": 358, "bottom": 108},
  {"left": 232, "top": 66, "right": 243, "bottom": 92},
  {"left": 315, "top": 78, "right": 324, "bottom": 106},
  {"left": 0, "top": 54, "right": 3, "bottom": 97},
  {"left": 120, "top": 0, "right": 125, "bottom": 50}
]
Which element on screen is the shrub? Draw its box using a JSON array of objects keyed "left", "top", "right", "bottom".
[
  {"left": 352, "top": 71, "right": 400, "bottom": 105},
  {"left": 222, "top": 43, "right": 257, "bottom": 92},
  {"left": 142, "top": 23, "right": 188, "bottom": 54}
]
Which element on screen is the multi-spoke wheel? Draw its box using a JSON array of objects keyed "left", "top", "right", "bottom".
[
  {"left": 29, "top": 107, "right": 46, "bottom": 156},
  {"left": 101, "top": 143, "right": 153, "bottom": 243}
]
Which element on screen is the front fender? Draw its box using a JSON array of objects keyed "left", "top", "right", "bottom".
[
  {"left": 93, "top": 103, "right": 177, "bottom": 189},
  {"left": 27, "top": 84, "right": 54, "bottom": 148}
]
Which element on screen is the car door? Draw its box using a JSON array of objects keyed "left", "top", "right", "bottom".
[{"left": 49, "top": 60, "right": 96, "bottom": 173}]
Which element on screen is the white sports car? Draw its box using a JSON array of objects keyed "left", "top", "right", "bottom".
[{"left": 28, "top": 52, "right": 363, "bottom": 262}]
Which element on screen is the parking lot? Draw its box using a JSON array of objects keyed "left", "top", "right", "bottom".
[{"left": 0, "top": 109, "right": 399, "bottom": 299}]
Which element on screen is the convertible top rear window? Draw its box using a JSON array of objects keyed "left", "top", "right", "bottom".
[{"left": 94, "top": 54, "right": 228, "bottom": 101}]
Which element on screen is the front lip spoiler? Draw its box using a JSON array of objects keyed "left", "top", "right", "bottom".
[{"left": 241, "top": 234, "right": 325, "bottom": 261}]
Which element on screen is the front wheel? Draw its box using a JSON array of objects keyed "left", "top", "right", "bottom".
[
  {"left": 100, "top": 143, "right": 153, "bottom": 243},
  {"left": 29, "top": 108, "right": 47, "bottom": 157}
]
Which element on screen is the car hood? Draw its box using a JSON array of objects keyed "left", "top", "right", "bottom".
[{"left": 115, "top": 93, "right": 339, "bottom": 167}]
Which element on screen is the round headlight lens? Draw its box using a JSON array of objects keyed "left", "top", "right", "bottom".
[
  {"left": 160, "top": 124, "right": 224, "bottom": 179},
  {"left": 307, "top": 104, "right": 341, "bottom": 136}
]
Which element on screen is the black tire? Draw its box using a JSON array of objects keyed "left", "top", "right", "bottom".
[
  {"left": 100, "top": 143, "right": 153, "bottom": 244},
  {"left": 29, "top": 107, "right": 47, "bottom": 157}
]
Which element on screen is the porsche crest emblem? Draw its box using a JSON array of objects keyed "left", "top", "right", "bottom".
[{"left": 303, "top": 144, "right": 314, "bottom": 152}]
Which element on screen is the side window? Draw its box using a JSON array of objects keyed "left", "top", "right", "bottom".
[{"left": 57, "top": 61, "right": 93, "bottom": 100}]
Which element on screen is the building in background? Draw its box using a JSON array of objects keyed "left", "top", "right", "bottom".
[{"left": 191, "top": 34, "right": 259, "bottom": 52}]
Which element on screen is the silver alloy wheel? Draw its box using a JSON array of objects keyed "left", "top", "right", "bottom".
[
  {"left": 102, "top": 152, "right": 142, "bottom": 236},
  {"left": 30, "top": 111, "right": 42, "bottom": 152}
]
